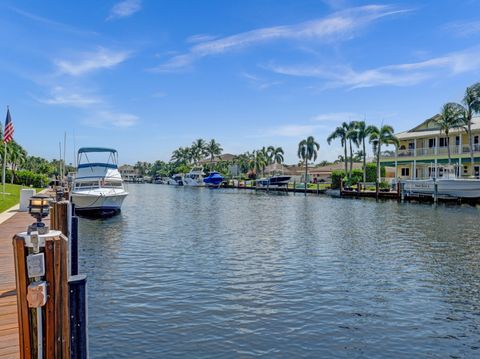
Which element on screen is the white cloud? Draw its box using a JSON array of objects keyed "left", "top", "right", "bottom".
[
  {"left": 267, "top": 124, "right": 323, "bottom": 137},
  {"left": 312, "top": 112, "right": 363, "bottom": 122},
  {"left": 55, "top": 47, "right": 130, "bottom": 76},
  {"left": 84, "top": 110, "right": 139, "bottom": 128},
  {"left": 186, "top": 34, "right": 219, "bottom": 43},
  {"left": 107, "top": 0, "right": 142, "bottom": 20},
  {"left": 444, "top": 20, "right": 480, "bottom": 37},
  {"left": 241, "top": 72, "right": 282, "bottom": 90},
  {"left": 267, "top": 46, "right": 480, "bottom": 89},
  {"left": 154, "top": 5, "right": 410, "bottom": 72},
  {"left": 36, "top": 86, "right": 101, "bottom": 107}
]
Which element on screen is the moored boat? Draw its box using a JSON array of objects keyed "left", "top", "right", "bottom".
[
  {"left": 70, "top": 147, "right": 128, "bottom": 217},
  {"left": 403, "top": 178, "right": 480, "bottom": 198},
  {"left": 257, "top": 175, "right": 291, "bottom": 187},
  {"left": 183, "top": 167, "right": 205, "bottom": 186},
  {"left": 403, "top": 166, "right": 480, "bottom": 198},
  {"left": 203, "top": 171, "right": 224, "bottom": 188}
]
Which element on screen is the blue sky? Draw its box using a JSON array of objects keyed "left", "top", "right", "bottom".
[{"left": 1, "top": 0, "right": 480, "bottom": 165}]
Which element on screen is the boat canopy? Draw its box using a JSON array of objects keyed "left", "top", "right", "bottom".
[{"left": 78, "top": 147, "right": 117, "bottom": 154}]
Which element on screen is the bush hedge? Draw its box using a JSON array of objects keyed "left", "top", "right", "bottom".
[
  {"left": 331, "top": 164, "right": 386, "bottom": 189},
  {"left": 5, "top": 169, "right": 48, "bottom": 188}
]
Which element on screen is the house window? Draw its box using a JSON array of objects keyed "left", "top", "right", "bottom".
[
  {"left": 439, "top": 137, "right": 448, "bottom": 147},
  {"left": 456, "top": 136, "right": 460, "bottom": 146},
  {"left": 408, "top": 142, "right": 415, "bottom": 150},
  {"left": 474, "top": 136, "right": 479, "bottom": 145},
  {"left": 428, "top": 138, "right": 436, "bottom": 148},
  {"left": 401, "top": 168, "right": 410, "bottom": 177}
]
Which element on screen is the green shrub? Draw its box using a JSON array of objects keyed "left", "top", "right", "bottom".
[
  {"left": 331, "top": 170, "right": 345, "bottom": 189},
  {"left": 365, "top": 163, "right": 386, "bottom": 182},
  {"left": 6, "top": 169, "right": 48, "bottom": 188},
  {"left": 331, "top": 164, "right": 386, "bottom": 189},
  {"left": 379, "top": 180, "right": 390, "bottom": 190}
]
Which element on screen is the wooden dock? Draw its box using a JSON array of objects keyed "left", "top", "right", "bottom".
[{"left": 0, "top": 208, "right": 47, "bottom": 359}]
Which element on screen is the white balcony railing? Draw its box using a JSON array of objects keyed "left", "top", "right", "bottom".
[{"left": 380, "top": 144, "right": 480, "bottom": 160}]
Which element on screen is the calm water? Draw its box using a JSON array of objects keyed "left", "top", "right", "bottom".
[{"left": 79, "top": 184, "right": 480, "bottom": 358}]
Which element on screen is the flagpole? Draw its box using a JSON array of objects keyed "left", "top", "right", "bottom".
[{"left": 2, "top": 106, "right": 7, "bottom": 200}]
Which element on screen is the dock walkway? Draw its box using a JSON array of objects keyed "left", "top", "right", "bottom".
[{"left": 0, "top": 207, "right": 41, "bottom": 359}]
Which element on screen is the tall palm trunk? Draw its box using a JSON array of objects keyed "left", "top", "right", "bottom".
[
  {"left": 362, "top": 139, "right": 367, "bottom": 184},
  {"left": 349, "top": 139, "right": 353, "bottom": 178},
  {"left": 376, "top": 143, "right": 381, "bottom": 202},
  {"left": 344, "top": 144, "right": 348, "bottom": 176},
  {"left": 304, "top": 157, "right": 308, "bottom": 196}
]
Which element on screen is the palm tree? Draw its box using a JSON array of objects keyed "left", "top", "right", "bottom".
[
  {"left": 327, "top": 122, "right": 348, "bottom": 176},
  {"left": 436, "top": 102, "right": 466, "bottom": 165},
  {"left": 463, "top": 83, "right": 480, "bottom": 173},
  {"left": 298, "top": 136, "right": 320, "bottom": 195},
  {"left": 269, "top": 146, "right": 284, "bottom": 165},
  {"left": 255, "top": 149, "right": 269, "bottom": 178},
  {"left": 191, "top": 138, "right": 207, "bottom": 164},
  {"left": 7, "top": 141, "right": 27, "bottom": 183},
  {"left": 346, "top": 121, "right": 359, "bottom": 178},
  {"left": 205, "top": 139, "right": 223, "bottom": 165},
  {"left": 261, "top": 147, "right": 271, "bottom": 176},
  {"left": 355, "top": 121, "right": 375, "bottom": 184},
  {"left": 170, "top": 147, "right": 190, "bottom": 164},
  {"left": 369, "top": 125, "right": 399, "bottom": 200}
]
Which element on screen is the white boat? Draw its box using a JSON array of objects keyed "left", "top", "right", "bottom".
[
  {"left": 70, "top": 147, "right": 128, "bottom": 217},
  {"left": 183, "top": 167, "right": 205, "bottom": 186},
  {"left": 167, "top": 174, "right": 184, "bottom": 186},
  {"left": 403, "top": 167, "right": 480, "bottom": 198}
]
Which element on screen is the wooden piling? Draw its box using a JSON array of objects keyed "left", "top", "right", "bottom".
[
  {"left": 51, "top": 201, "right": 69, "bottom": 238},
  {"left": 12, "top": 236, "right": 31, "bottom": 359}
]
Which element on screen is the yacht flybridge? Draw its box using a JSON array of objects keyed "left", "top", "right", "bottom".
[{"left": 70, "top": 147, "right": 128, "bottom": 217}]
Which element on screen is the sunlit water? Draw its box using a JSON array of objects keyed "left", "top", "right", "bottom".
[{"left": 78, "top": 184, "right": 480, "bottom": 358}]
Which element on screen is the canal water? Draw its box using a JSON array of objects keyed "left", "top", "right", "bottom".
[{"left": 79, "top": 184, "right": 480, "bottom": 358}]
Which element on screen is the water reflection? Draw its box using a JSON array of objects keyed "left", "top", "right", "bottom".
[{"left": 79, "top": 184, "right": 480, "bottom": 358}]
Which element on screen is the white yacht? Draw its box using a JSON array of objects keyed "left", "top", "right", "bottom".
[
  {"left": 70, "top": 147, "right": 128, "bottom": 216},
  {"left": 183, "top": 166, "right": 205, "bottom": 186},
  {"left": 403, "top": 166, "right": 480, "bottom": 198}
]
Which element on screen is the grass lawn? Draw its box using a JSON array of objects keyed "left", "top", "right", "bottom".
[{"left": 0, "top": 184, "right": 44, "bottom": 213}]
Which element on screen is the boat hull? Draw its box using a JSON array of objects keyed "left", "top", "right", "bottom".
[
  {"left": 257, "top": 176, "right": 291, "bottom": 187},
  {"left": 71, "top": 190, "right": 128, "bottom": 217},
  {"left": 183, "top": 178, "right": 205, "bottom": 186},
  {"left": 403, "top": 179, "right": 480, "bottom": 198}
]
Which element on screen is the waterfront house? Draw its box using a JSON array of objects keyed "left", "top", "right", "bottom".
[
  {"left": 198, "top": 153, "right": 240, "bottom": 176},
  {"left": 380, "top": 115, "right": 480, "bottom": 180},
  {"left": 119, "top": 164, "right": 140, "bottom": 182}
]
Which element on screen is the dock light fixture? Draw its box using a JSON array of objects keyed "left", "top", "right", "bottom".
[{"left": 28, "top": 194, "right": 50, "bottom": 234}]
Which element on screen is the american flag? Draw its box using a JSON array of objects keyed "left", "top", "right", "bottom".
[{"left": 4, "top": 108, "right": 13, "bottom": 143}]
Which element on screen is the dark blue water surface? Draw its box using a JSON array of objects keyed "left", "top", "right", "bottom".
[{"left": 79, "top": 184, "right": 480, "bottom": 358}]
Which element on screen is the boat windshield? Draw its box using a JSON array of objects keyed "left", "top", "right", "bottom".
[
  {"left": 75, "top": 181, "right": 99, "bottom": 189},
  {"left": 77, "top": 148, "right": 118, "bottom": 169},
  {"left": 74, "top": 178, "right": 123, "bottom": 189}
]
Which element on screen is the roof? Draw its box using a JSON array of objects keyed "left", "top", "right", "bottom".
[
  {"left": 265, "top": 163, "right": 303, "bottom": 175},
  {"left": 198, "top": 153, "right": 236, "bottom": 164},
  {"left": 78, "top": 147, "right": 117, "bottom": 154},
  {"left": 396, "top": 115, "right": 480, "bottom": 141},
  {"left": 309, "top": 162, "right": 362, "bottom": 174}
]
